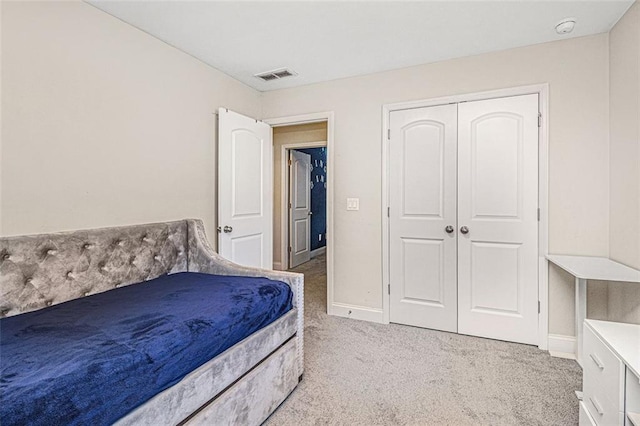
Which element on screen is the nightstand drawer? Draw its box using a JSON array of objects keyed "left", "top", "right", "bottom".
[
  {"left": 584, "top": 324, "right": 624, "bottom": 412},
  {"left": 626, "top": 368, "right": 640, "bottom": 426},
  {"left": 580, "top": 401, "right": 598, "bottom": 426},
  {"left": 584, "top": 391, "right": 623, "bottom": 426}
]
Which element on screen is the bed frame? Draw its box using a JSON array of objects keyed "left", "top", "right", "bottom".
[{"left": 0, "top": 219, "right": 304, "bottom": 425}]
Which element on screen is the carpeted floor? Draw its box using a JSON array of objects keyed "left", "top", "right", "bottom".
[{"left": 265, "top": 254, "right": 582, "bottom": 426}]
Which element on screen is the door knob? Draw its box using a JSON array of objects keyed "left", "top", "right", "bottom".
[
  {"left": 223, "top": 226, "right": 233, "bottom": 233},
  {"left": 308, "top": 211, "right": 313, "bottom": 216},
  {"left": 460, "top": 226, "right": 469, "bottom": 234},
  {"left": 445, "top": 225, "right": 454, "bottom": 234}
]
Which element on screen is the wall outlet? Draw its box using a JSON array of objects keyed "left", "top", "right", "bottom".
[{"left": 347, "top": 198, "right": 359, "bottom": 211}]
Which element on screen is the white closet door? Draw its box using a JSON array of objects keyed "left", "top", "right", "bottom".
[
  {"left": 457, "top": 94, "right": 539, "bottom": 345},
  {"left": 218, "top": 108, "right": 273, "bottom": 269},
  {"left": 389, "top": 104, "right": 458, "bottom": 332},
  {"left": 289, "top": 150, "right": 311, "bottom": 268}
]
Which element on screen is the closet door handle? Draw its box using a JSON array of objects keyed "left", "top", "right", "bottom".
[
  {"left": 460, "top": 226, "right": 469, "bottom": 234},
  {"left": 445, "top": 226, "right": 454, "bottom": 234},
  {"left": 223, "top": 226, "right": 233, "bottom": 233}
]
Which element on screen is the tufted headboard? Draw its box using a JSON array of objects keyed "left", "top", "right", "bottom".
[{"left": 0, "top": 220, "right": 190, "bottom": 318}]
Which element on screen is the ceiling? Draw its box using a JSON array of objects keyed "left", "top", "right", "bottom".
[{"left": 88, "top": 1, "right": 634, "bottom": 92}]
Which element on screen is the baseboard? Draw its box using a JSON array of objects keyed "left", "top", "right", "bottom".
[
  {"left": 272, "top": 262, "right": 284, "bottom": 271},
  {"left": 548, "top": 334, "right": 577, "bottom": 360},
  {"left": 330, "top": 303, "right": 385, "bottom": 323},
  {"left": 310, "top": 247, "right": 326, "bottom": 258}
]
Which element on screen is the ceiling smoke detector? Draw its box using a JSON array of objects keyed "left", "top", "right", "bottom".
[
  {"left": 555, "top": 18, "right": 576, "bottom": 35},
  {"left": 254, "top": 68, "right": 298, "bottom": 82}
]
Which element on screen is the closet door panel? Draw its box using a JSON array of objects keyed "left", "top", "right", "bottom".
[
  {"left": 457, "top": 94, "right": 539, "bottom": 345},
  {"left": 389, "top": 104, "right": 458, "bottom": 332}
]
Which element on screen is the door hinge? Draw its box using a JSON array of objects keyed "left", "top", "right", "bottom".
[
  {"left": 289, "top": 202, "right": 292, "bottom": 209},
  {"left": 288, "top": 246, "right": 292, "bottom": 253},
  {"left": 388, "top": 284, "right": 391, "bottom": 295},
  {"left": 537, "top": 208, "right": 540, "bottom": 221},
  {"left": 387, "top": 129, "right": 391, "bottom": 140},
  {"left": 538, "top": 113, "right": 542, "bottom": 128},
  {"left": 387, "top": 207, "right": 390, "bottom": 217},
  {"left": 288, "top": 159, "right": 292, "bottom": 166},
  {"left": 538, "top": 301, "right": 541, "bottom": 314}
]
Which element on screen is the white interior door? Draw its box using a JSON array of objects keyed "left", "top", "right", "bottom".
[
  {"left": 457, "top": 94, "right": 539, "bottom": 345},
  {"left": 218, "top": 108, "right": 273, "bottom": 269},
  {"left": 289, "top": 150, "right": 311, "bottom": 268},
  {"left": 389, "top": 104, "right": 458, "bottom": 332}
]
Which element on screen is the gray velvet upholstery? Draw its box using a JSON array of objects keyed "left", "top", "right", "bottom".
[
  {"left": 116, "top": 310, "right": 298, "bottom": 426},
  {"left": 187, "top": 220, "right": 305, "bottom": 376},
  {"left": 184, "top": 339, "right": 299, "bottom": 426},
  {"left": 0, "top": 219, "right": 304, "bottom": 425},
  {"left": 0, "top": 221, "right": 188, "bottom": 317}
]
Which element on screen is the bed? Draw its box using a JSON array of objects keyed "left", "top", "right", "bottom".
[{"left": 0, "top": 219, "right": 304, "bottom": 425}]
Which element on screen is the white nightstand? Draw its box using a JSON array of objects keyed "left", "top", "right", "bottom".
[{"left": 579, "top": 320, "right": 640, "bottom": 426}]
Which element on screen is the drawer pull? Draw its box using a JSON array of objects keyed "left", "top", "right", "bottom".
[
  {"left": 589, "top": 353, "right": 604, "bottom": 370},
  {"left": 589, "top": 396, "right": 604, "bottom": 416}
]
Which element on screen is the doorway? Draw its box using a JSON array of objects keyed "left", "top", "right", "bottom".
[{"left": 271, "top": 122, "right": 327, "bottom": 271}]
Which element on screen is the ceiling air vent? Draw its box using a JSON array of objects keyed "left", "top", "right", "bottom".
[{"left": 254, "top": 68, "right": 297, "bottom": 82}]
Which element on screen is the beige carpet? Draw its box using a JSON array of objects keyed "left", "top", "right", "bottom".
[{"left": 265, "top": 254, "right": 581, "bottom": 425}]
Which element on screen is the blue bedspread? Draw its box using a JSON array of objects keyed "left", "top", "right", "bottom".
[{"left": 0, "top": 272, "right": 293, "bottom": 426}]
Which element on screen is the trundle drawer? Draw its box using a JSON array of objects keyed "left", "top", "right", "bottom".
[{"left": 184, "top": 338, "right": 298, "bottom": 426}]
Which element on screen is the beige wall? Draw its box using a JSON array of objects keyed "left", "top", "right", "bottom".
[
  {"left": 0, "top": 1, "right": 261, "bottom": 239},
  {"left": 3, "top": 0, "right": 636, "bottom": 338},
  {"left": 272, "top": 122, "right": 327, "bottom": 268},
  {"left": 607, "top": 1, "right": 640, "bottom": 324},
  {"left": 263, "top": 34, "right": 611, "bottom": 336}
]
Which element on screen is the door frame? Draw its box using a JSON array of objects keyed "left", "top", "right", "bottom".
[
  {"left": 265, "top": 111, "right": 335, "bottom": 316},
  {"left": 282, "top": 141, "right": 326, "bottom": 269},
  {"left": 381, "top": 84, "right": 550, "bottom": 350}
]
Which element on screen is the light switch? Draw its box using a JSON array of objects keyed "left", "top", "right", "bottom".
[{"left": 347, "top": 198, "right": 359, "bottom": 211}]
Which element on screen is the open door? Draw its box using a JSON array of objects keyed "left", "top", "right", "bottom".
[
  {"left": 289, "top": 150, "right": 311, "bottom": 268},
  {"left": 218, "top": 108, "right": 273, "bottom": 269}
]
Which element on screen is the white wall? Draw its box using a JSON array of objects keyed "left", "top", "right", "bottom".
[
  {"left": 0, "top": 1, "right": 261, "bottom": 239},
  {"left": 263, "top": 34, "right": 611, "bottom": 336},
  {"left": 607, "top": 1, "right": 640, "bottom": 324}
]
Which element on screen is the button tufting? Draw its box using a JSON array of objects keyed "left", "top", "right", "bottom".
[
  {"left": 46, "top": 301, "right": 52, "bottom": 306},
  {"left": 84, "top": 292, "right": 90, "bottom": 296},
  {"left": 66, "top": 271, "right": 74, "bottom": 279},
  {"left": 82, "top": 243, "right": 92, "bottom": 250},
  {"left": 154, "top": 255, "right": 162, "bottom": 261},
  {"left": 25, "top": 277, "right": 33, "bottom": 284},
  {"left": 2, "top": 253, "right": 10, "bottom": 260},
  {"left": 46, "top": 249, "right": 57, "bottom": 256}
]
